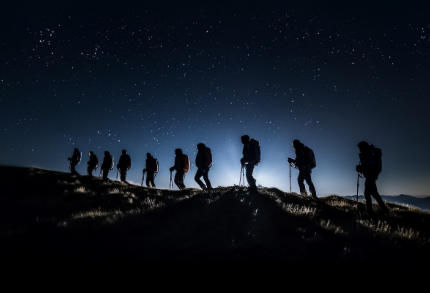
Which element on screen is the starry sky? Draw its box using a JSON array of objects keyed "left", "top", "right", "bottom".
[{"left": 1, "top": 0, "right": 430, "bottom": 196}]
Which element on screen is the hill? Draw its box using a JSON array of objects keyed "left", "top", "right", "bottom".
[
  {"left": 1, "top": 165, "right": 430, "bottom": 262},
  {"left": 343, "top": 195, "right": 430, "bottom": 211}
]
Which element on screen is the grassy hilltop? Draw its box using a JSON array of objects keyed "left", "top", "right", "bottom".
[{"left": 1, "top": 165, "right": 430, "bottom": 262}]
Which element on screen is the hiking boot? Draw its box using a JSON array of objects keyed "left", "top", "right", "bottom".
[
  {"left": 249, "top": 185, "right": 258, "bottom": 191},
  {"left": 311, "top": 194, "right": 318, "bottom": 200}
]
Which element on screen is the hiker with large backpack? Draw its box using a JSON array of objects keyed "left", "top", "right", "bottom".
[
  {"left": 68, "top": 148, "right": 81, "bottom": 175},
  {"left": 87, "top": 151, "right": 99, "bottom": 177},
  {"left": 194, "top": 143, "right": 213, "bottom": 190},
  {"left": 100, "top": 151, "right": 114, "bottom": 181},
  {"left": 240, "top": 135, "right": 259, "bottom": 190},
  {"left": 169, "top": 148, "right": 189, "bottom": 190},
  {"left": 143, "top": 152, "right": 159, "bottom": 188},
  {"left": 356, "top": 141, "right": 389, "bottom": 214},
  {"left": 117, "top": 149, "right": 131, "bottom": 183},
  {"left": 287, "top": 139, "right": 317, "bottom": 199}
]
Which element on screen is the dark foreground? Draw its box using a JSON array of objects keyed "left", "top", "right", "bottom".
[{"left": 1, "top": 166, "right": 430, "bottom": 262}]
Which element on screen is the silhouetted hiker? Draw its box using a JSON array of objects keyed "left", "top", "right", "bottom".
[
  {"left": 169, "top": 148, "right": 189, "bottom": 190},
  {"left": 100, "top": 151, "right": 114, "bottom": 181},
  {"left": 194, "top": 143, "right": 213, "bottom": 190},
  {"left": 356, "top": 141, "right": 389, "bottom": 214},
  {"left": 68, "top": 148, "right": 81, "bottom": 175},
  {"left": 87, "top": 151, "right": 99, "bottom": 177},
  {"left": 240, "top": 135, "right": 260, "bottom": 190},
  {"left": 288, "top": 139, "right": 317, "bottom": 199},
  {"left": 117, "top": 149, "right": 131, "bottom": 182},
  {"left": 143, "top": 153, "right": 158, "bottom": 188}
]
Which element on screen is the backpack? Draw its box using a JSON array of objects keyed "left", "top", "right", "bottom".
[
  {"left": 109, "top": 156, "right": 115, "bottom": 171},
  {"left": 93, "top": 155, "right": 99, "bottom": 170},
  {"left": 183, "top": 154, "right": 190, "bottom": 173},
  {"left": 205, "top": 147, "right": 213, "bottom": 168},
  {"left": 76, "top": 152, "right": 82, "bottom": 165},
  {"left": 370, "top": 145, "right": 382, "bottom": 174},
  {"left": 304, "top": 146, "right": 316, "bottom": 169},
  {"left": 250, "top": 138, "right": 261, "bottom": 165},
  {"left": 126, "top": 154, "right": 132, "bottom": 170},
  {"left": 152, "top": 157, "right": 159, "bottom": 173}
]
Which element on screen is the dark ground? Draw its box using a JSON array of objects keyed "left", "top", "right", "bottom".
[{"left": 1, "top": 165, "right": 430, "bottom": 262}]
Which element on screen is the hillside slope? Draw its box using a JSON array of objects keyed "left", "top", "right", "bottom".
[{"left": 1, "top": 166, "right": 430, "bottom": 262}]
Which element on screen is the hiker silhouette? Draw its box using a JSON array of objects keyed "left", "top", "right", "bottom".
[
  {"left": 101, "top": 151, "right": 113, "bottom": 181},
  {"left": 194, "top": 143, "right": 213, "bottom": 190},
  {"left": 87, "top": 151, "right": 99, "bottom": 177},
  {"left": 117, "top": 149, "right": 131, "bottom": 182},
  {"left": 169, "top": 148, "right": 186, "bottom": 190},
  {"left": 68, "top": 148, "right": 81, "bottom": 175},
  {"left": 143, "top": 152, "right": 158, "bottom": 188},
  {"left": 356, "top": 141, "right": 389, "bottom": 214},
  {"left": 287, "top": 139, "right": 317, "bottom": 199},
  {"left": 240, "top": 135, "right": 257, "bottom": 189}
]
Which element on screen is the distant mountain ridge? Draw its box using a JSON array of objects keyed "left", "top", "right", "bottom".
[{"left": 343, "top": 194, "right": 430, "bottom": 211}]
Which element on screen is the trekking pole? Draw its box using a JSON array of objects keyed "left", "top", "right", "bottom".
[
  {"left": 169, "top": 171, "right": 173, "bottom": 189},
  {"left": 116, "top": 167, "right": 119, "bottom": 180},
  {"left": 239, "top": 166, "right": 243, "bottom": 186},
  {"left": 99, "top": 168, "right": 102, "bottom": 178},
  {"left": 356, "top": 162, "right": 362, "bottom": 203},
  {"left": 356, "top": 171, "right": 360, "bottom": 203},
  {"left": 141, "top": 170, "right": 145, "bottom": 186},
  {"left": 289, "top": 163, "right": 292, "bottom": 193}
]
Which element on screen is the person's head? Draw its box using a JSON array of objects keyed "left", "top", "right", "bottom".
[
  {"left": 89, "top": 151, "right": 94, "bottom": 156},
  {"left": 357, "top": 141, "right": 369, "bottom": 153},
  {"left": 74, "top": 148, "right": 79, "bottom": 153},
  {"left": 292, "top": 139, "right": 302, "bottom": 150},
  {"left": 104, "top": 151, "right": 110, "bottom": 156},
  {"left": 147, "top": 152, "right": 152, "bottom": 159},
  {"left": 241, "top": 135, "right": 250, "bottom": 145},
  {"left": 175, "top": 148, "right": 183, "bottom": 156},
  {"left": 197, "top": 143, "right": 206, "bottom": 150},
  {"left": 122, "top": 149, "right": 127, "bottom": 155}
]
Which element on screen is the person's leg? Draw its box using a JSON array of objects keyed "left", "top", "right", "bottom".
[
  {"left": 180, "top": 172, "right": 186, "bottom": 189},
  {"left": 147, "top": 172, "right": 155, "bottom": 187},
  {"left": 364, "top": 178, "right": 373, "bottom": 212},
  {"left": 297, "top": 170, "right": 307, "bottom": 195},
  {"left": 194, "top": 168, "right": 206, "bottom": 189},
  {"left": 245, "top": 163, "right": 256, "bottom": 187},
  {"left": 146, "top": 172, "right": 151, "bottom": 187},
  {"left": 203, "top": 168, "right": 212, "bottom": 189},
  {"left": 103, "top": 169, "right": 108, "bottom": 181},
  {"left": 151, "top": 172, "right": 157, "bottom": 188},
  {"left": 368, "top": 177, "right": 389, "bottom": 212},
  {"left": 175, "top": 172, "right": 184, "bottom": 189},
  {"left": 304, "top": 171, "right": 317, "bottom": 198},
  {"left": 71, "top": 164, "right": 79, "bottom": 175}
]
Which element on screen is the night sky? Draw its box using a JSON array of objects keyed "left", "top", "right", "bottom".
[{"left": 1, "top": 1, "right": 430, "bottom": 196}]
